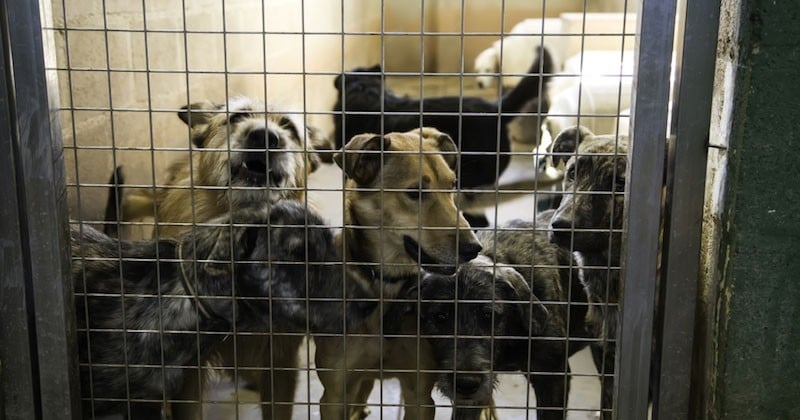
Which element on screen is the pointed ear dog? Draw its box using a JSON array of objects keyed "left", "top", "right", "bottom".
[
  {"left": 551, "top": 125, "right": 595, "bottom": 168},
  {"left": 333, "top": 133, "right": 391, "bottom": 185}
]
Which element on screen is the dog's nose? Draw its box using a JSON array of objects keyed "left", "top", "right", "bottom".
[
  {"left": 455, "top": 375, "right": 484, "bottom": 396},
  {"left": 247, "top": 128, "right": 280, "bottom": 150},
  {"left": 550, "top": 218, "right": 573, "bottom": 232},
  {"left": 549, "top": 218, "right": 574, "bottom": 245},
  {"left": 459, "top": 242, "right": 482, "bottom": 262}
]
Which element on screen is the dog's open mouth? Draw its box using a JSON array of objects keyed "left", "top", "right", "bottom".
[
  {"left": 238, "top": 152, "right": 283, "bottom": 186},
  {"left": 403, "top": 235, "right": 456, "bottom": 275}
]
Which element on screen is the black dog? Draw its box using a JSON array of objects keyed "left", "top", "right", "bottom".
[
  {"left": 72, "top": 202, "right": 373, "bottom": 418},
  {"left": 332, "top": 47, "right": 553, "bottom": 227}
]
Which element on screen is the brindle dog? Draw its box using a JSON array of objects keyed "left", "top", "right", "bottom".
[{"left": 548, "top": 126, "right": 627, "bottom": 419}]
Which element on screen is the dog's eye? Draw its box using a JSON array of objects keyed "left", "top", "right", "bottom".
[
  {"left": 228, "top": 112, "right": 251, "bottom": 124},
  {"left": 565, "top": 165, "right": 576, "bottom": 182},
  {"left": 405, "top": 186, "right": 421, "bottom": 200}
]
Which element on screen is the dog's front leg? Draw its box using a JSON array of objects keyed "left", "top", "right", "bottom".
[
  {"left": 315, "top": 335, "right": 377, "bottom": 420},
  {"left": 256, "top": 335, "right": 302, "bottom": 420},
  {"left": 590, "top": 341, "right": 615, "bottom": 420},
  {"left": 527, "top": 339, "right": 570, "bottom": 420},
  {"left": 396, "top": 370, "right": 435, "bottom": 420}
]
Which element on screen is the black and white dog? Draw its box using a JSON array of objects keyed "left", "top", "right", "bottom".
[
  {"left": 331, "top": 47, "right": 553, "bottom": 227},
  {"left": 72, "top": 201, "right": 372, "bottom": 418}
]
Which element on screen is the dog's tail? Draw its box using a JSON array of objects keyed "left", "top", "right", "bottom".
[
  {"left": 103, "top": 166, "right": 124, "bottom": 237},
  {"left": 499, "top": 45, "right": 554, "bottom": 119}
]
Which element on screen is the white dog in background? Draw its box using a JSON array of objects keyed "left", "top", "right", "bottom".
[
  {"left": 544, "top": 50, "right": 634, "bottom": 141},
  {"left": 474, "top": 18, "right": 564, "bottom": 89}
]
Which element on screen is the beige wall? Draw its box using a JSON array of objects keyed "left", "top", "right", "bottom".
[{"left": 50, "top": 0, "right": 381, "bottom": 222}]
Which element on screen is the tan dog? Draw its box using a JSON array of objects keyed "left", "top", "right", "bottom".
[
  {"left": 314, "top": 127, "right": 483, "bottom": 419},
  {"left": 118, "top": 97, "right": 327, "bottom": 420}
]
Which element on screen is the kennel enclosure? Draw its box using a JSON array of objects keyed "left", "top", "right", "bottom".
[{"left": 0, "top": 0, "right": 722, "bottom": 418}]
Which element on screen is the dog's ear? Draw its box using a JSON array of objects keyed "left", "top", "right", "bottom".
[
  {"left": 433, "top": 131, "right": 458, "bottom": 172},
  {"left": 412, "top": 127, "right": 458, "bottom": 172},
  {"left": 494, "top": 264, "right": 549, "bottom": 336},
  {"left": 178, "top": 101, "right": 222, "bottom": 128},
  {"left": 334, "top": 133, "right": 391, "bottom": 185},
  {"left": 307, "top": 124, "right": 335, "bottom": 165},
  {"left": 551, "top": 125, "right": 594, "bottom": 168},
  {"left": 333, "top": 73, "right": 344, "bottom": 90}
]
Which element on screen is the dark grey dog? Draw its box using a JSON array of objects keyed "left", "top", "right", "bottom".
[
  {"left": 72, "top": 201, "right": 373, "bottom": 419},
  {"left": 548, "top": 125, "right": 628, "bottom": 419},
  {"left": 413, "top": 210, "right": 588, "bottom": 420}
]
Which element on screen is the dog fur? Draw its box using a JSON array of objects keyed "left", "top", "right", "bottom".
[
  {"left": 548, "top": 126, "right": 628, "bottom": 419},
  {"left": 474, "top": 18, "right": 563, "bottom": 90},
  {"left": 409, "top": 255, "right": 549, "bottom": 420},
  {"left": 313, "top": 128, "right": 483, "bottom": 419},
  {"left": 331, "top": 48, "right": 553, "bottom": 227},
  {"left": 73, "top": 201, "right": 372, "bottom": 419},
  {"left": 110, "top": 97, "right": 328, "bottom": 419},
  {"left": 119, "top": 97, "right": 326, "bottom": 239},
  {"left": 415, "top": 209, "right": 588, "bottom": 420}
]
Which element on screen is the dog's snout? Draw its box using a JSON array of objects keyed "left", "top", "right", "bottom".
[
  {"left": 246, "top": 128, "right": 280, "bottom": 150},
  {"left": 549, "top": 218, "right": 573, "bottom": 245},
  {"left": 247, "top": 127, "right": 266, "bottom": 149},
  {"left": 455, "top": 375, "right": 484, "bottom": 396},
  {"left": 459, "top": 242, "right": 482, "bottom": 263},
  {"left": 268, "top": 131, "right": 280, "bottom": 149},
  {"left": 550, "top": 218, "right": 572, "bottom": 231}
]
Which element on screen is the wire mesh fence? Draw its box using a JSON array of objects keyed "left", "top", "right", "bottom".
[{"left": 31, "top": 0, "right": 670, "bottom": 418}]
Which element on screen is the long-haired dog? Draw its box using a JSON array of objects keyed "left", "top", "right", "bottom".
[
  {"left": 110, "top": 97, "right": 329, "bottom": 419},
  {"left": 416, "top": 210, "right": 588, "bottom": 420},
  {"left": 548, "top": 126, "right": 628, "bottom": 419},
  {"left": 313, "top": 128, "right": 483, "bottom": 419},
  {"left": 119, "top": 96, "right": 326, "bottom": 239},
  {"left": 73, "top": 201, "right": 373, "bottom": 419},
  {"left": 331, "top": 48, "right": 553, "bottom": 227}
]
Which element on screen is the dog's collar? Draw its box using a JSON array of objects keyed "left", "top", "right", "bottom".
[
  {"left": 176, "top": 241, "right": 223, "bottom": 323},
  {"left": 178, "top": 266, "right": 215, "bottom": 319}
]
